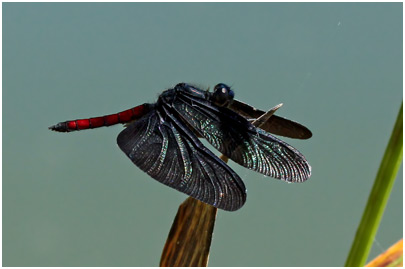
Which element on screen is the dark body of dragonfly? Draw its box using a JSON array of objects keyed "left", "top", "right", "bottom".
[{"left": 50, "top": 83, "right": 311, "bottom": 211}]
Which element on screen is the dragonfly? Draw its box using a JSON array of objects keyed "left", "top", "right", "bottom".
[{"left": 49, "top": 83, "right": 312, "bottom": 211}]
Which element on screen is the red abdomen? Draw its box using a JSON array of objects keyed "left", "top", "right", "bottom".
[{"left": 49, "top": 103, "right": 151, "bottom": 132}]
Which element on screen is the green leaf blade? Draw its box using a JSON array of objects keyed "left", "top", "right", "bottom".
[{"left": 345, "top": 103, "right": 403, "bottom": 267}]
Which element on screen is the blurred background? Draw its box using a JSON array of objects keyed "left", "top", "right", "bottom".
[{"left": 3, "top": 3, "right": 402, "bottom": 266}]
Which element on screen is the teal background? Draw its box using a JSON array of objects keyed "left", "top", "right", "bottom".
[{"left": 3, "top": 3, "right": 402, "bottom": 266}]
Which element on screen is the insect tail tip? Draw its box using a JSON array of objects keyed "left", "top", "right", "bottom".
[{"left": 48, "top": 122, "right": 68, "bottom": 132}]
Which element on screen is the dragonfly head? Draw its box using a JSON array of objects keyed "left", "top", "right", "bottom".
[{"left": 211, "top": 83, "right": 235, "bottom": 107}]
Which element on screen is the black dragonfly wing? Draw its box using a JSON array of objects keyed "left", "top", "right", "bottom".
[
  {"left": 172, "top": 94, "right": 311, "bottom": 182},
  {"left": 116, "top": 110, "right": 246, "bottom": 211},
  {"left": 229, "top": 99, "right": 312, "bottom": 139}
]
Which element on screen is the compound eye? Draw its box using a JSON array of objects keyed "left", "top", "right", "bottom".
[
  {"left": 214, "top": 83, "right": 229, "bottom": 93},
  {"left": 212, "top": 83, "right": 234, "bottom": 107}
]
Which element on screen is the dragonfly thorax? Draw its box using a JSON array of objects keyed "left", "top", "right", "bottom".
[{"left": 158, "top": 88, "right": 177, "bottom": 105}]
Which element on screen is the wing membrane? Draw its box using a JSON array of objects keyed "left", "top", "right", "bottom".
[
  {"left": 117, "top": 110, "right": 246, "bottom": 211},
  {"left": 173, "top": 94, "right": 311, "bottom": 182},
  {"left": 229, "top": 100, "right": 312, "bottom": 139}
]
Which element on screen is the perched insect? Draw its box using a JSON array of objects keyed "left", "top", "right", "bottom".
[{"left": 50, "top": 83, "right": 312, "bottom": 211}]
